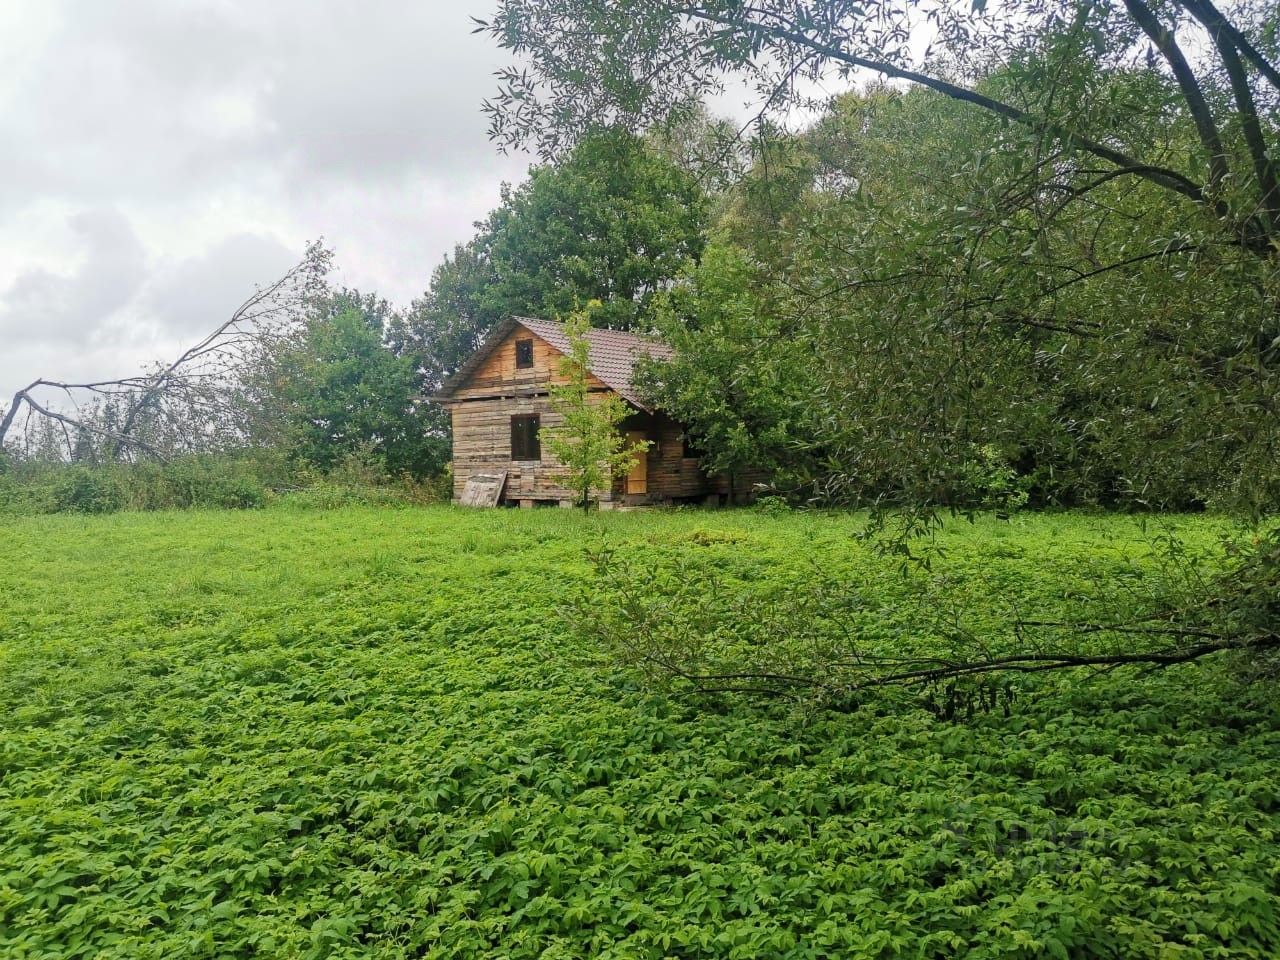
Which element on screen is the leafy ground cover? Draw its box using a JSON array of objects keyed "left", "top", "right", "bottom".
[{"left": 0, "top": 505, "right": 1277, "bottom": 958}]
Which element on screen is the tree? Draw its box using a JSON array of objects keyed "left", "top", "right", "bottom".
[
  {"left": 481, "top": 1, "right": 1279, "bottom": 256},
  {"left": 540, "top": 307, "right": 650, "bottom": 511},
  {"left": 392, "top": 129, "right": 709, "bottom": 403},
  {"left": 0, "top": 243, "right": 332, "bottom": 462},
  {"left": 269, "top": 303, "right": 445, "bottom": 478},
  {"left": 479, "top": 0, "right": 1280, "bottom": 687},
  {"left": 480, "top": 0, "right": 1280, "bottom": 515},
  {"left": 640, "top": 241, "right": 816, "bottom": 498}
]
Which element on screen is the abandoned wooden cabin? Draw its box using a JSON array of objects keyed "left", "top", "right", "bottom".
[{"left": 436, "top": 316, "right": 725, "bottom": 508}]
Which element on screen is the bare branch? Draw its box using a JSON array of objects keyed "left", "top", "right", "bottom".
[{"left": 0, "top": 242, "right": 331, "bottom": 460}]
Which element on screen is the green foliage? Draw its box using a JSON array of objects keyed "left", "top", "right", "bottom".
[
  {"left": 571, "top": 512, "right": 1280, "bottom": 706},
  {"left": 0, "top": 456, "right": 284, "bottom": 515},
  {"left": 480, "top": 130, "right": 708, "bottom": 331},
  {"left": 638, "top": 83, "right": 1280, "bottom": 514},
  {"left": 540, "top": 307, "right": 650, "bottom": 510},
  {"left": 49, "top": 466, "right": 127, "bottom": 514},
  {"left": 392, "top": 128, "right": 708, "bottom": 403},
  {"left": 0, "top": 452, "right": 451, "bottom": 517},
  {"left": 1, "top": 507, "right": 1278, "bottom": 958},
  {"left": 642, "top": 241, "right": 814, "bottom": 496},
  {"left": 275, "top": 449, "right": 451, "bottom": 512},
  {"left": 489, "top": 0, "right": 1280, "bottom": 512},
  {"left": 270, "top": 306, "right": 447, "bottom": 478},
  {"left": 752, "top": 495, "right": 791, "bottom": 517},
  {"left": 954, "top": 444, "right": 1033, "bottom": 513}
]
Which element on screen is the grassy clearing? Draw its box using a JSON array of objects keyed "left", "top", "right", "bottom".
[{"left": 0, "top": 506, "right": 1277, "bottom": 958}]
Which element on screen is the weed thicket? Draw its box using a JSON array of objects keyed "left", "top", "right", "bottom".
[{"left": 0, "top": 507, "right": 1276, "bottom": 958}]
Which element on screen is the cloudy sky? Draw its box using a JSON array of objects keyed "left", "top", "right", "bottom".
[{"left": 0, "top": 0, "right": 536, "bottom": 399}]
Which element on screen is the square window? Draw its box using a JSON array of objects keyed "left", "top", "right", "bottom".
[
  {"left": 511, "top": 414, "right": 541, "bottom": 461},
  {"left": 515, "top": 338, "right": 534, "bottom": 369}
]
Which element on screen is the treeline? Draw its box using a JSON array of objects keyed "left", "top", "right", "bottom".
[
  {"left": 300, "top": 87, "right": 1276, "bottom": 517},
  {"left": 5, "top": 48, "right": 1279, "bottom": 520},
  {"left": 646, "top": 86, "right": 1280, "bottom": 515}
]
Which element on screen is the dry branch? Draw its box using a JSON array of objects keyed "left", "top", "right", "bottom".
[{"left": 1, "top": 243, "right": 330, "bottom": 462}]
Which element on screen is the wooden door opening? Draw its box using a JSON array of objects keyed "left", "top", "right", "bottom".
[{"left": 625, "top": 431, "right": 648, "bottom": 495}]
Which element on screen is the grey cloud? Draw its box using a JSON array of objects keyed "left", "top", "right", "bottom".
[
  {"left": 257, "top": 4, "right": 507, "bottom": 181},
  {"left": 0, "top": 1, "right": 513, "bottom": 210},
  {"left": 0, "top": 0, "right": 532, "bottom": 397},
  {"left": 0, "top": 208, "right": 147, "bottom": 342},
  {"left": 141, "top": 232, "right": 297, "bottom": 337}
]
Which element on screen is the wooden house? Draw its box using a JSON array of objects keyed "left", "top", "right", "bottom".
[{"left": 435, "top": 316, "right": 722, "bottom": 508}]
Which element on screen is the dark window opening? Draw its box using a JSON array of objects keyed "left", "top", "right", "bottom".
[
  {"left": 515, "top": 338, "right": 534, "bottom": 369},
  {"left": 511, "top": 414, "right": 541, "bottom": 461},
  {"left": 682, "top": 433, "right": 706, "bottom": 459}
]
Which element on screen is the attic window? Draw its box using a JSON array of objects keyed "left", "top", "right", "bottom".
[
  {"left": 511, "top": 414, "right": 541, "bottom": 461},
  {"left": 515, "top": 338, "right": 534, "bottom": 369}
]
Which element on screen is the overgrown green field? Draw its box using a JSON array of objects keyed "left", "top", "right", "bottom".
[{"left": 1, "top": 506, "right": 1277, "bottom": 958}]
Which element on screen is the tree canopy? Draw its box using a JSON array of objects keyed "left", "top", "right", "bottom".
[
  {"left": 481, "top": 0, "right": 1280, "bottom": 686},
  {"left": 483, "top": 1, "right": 1280, "bottom": 514},
  {"left": 268, "top": 296, "right": 446, "bottom": 478},
  {"left": 392, "top": 128, "right": 709, "bottom": 408}
]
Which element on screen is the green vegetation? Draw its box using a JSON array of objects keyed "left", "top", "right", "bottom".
[
  {"left": 392, "top": 127, "right": 708, "bottom": 403},
  {"left": 541, "top": 308, "right": 651, "bottom": 511},
  {"left": 3, "top": 7, "right": 1277, "bottom": 953},
  {"left": 478, "top": 0, "right": 1280, "bottom": 694},
  {"left": 266, "top": 299, "right": 446, "bottom": 478},
  {"left": 2, "top": 506, "right": 1277, "bottom": 958},
  {"left": 0, "top": 454, "right": 447, "bottom": 517}
]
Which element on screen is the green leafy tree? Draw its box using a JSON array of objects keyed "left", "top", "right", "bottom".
[
  {"left": 272, "top": 304, "right": 446, "bottom": 478},
  {"left": 641, "top": 241, "right": 815, "bottom": 499},
  {"left": 479, "top": 0, "right": 1280, "bottom": 686},
  {"left": 479, "top": 3, "right": 1280, "bottom": 506},
  {"left": 392, "top": 129, "right": 708, "bottom": 398},
  {"left": 541, "top": 307, "right": 651, "bottom": 511}
]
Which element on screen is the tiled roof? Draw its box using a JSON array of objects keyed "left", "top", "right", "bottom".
[
  {"left": 436, "top": 316, "right": 673, "bottom": 412},
  {"left": 513, "top": 317, "right": 673, "bottom": 410}
]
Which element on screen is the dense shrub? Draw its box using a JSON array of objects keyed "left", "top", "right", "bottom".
[
  {"left": 50, "top": 467, "right": 127, "bottom": 513},
  {"left": 0, "top": 452, "right": 449, "bottom": 516},
  {"left": 275, "top": 451, "right": 452, "bottom": 511},
  {"left": 0, "top": 456, "right": 270, "bottom": 515},
  {"left": 0, "top": 508, "right": 1277, "bottom": 958}
]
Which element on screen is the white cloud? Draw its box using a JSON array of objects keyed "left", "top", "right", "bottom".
[{"left": 141, "top": 232, "right": 298, "bottom": 338}]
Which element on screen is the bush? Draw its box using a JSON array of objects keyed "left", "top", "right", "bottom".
[
  {"left": 51, "top": 467, "right": 127, "bottom": 514},
  {"left": 0, "top": 450, "right": 451, "bottom": 516},
  {"left": 954, "top": 443, "right": 1032, "bottom": 512},
  {"left": 275, "top": 453, "right": 450, "bottom": 511},
  {"left": 0, "top": 456, "right": 274, "bottom": 515},
  {"left": 752, "top": 495, "right": 791, "bottom": 516},
  {"left": 125, "top": 457, "right": 269, "bottom": 510}
]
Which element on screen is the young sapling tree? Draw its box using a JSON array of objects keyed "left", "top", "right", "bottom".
[{"left": 541, "top": 306, "right": 651, "bottom": 512}]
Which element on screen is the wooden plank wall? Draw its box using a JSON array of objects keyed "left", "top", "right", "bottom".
[
  {"left": 449, "top": 397, "right": 593, "bottom": 503},
  {"left": 617, "top": 413, "right": 713, "bottom": 503},
  {"left": 451, "top": 329, "right": 608, "bottom": 401},
  {"left": 448, "top": 328, "right": 607, "bottom": 503}
]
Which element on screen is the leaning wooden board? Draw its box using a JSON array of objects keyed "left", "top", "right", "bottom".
[{"left": 459, "top": 470, "right": 507, "bottom": 507}]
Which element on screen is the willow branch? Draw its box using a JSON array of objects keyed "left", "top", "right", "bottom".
[{"left": 1122, "top": 0, "right": 1229, "bottom": 194}]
